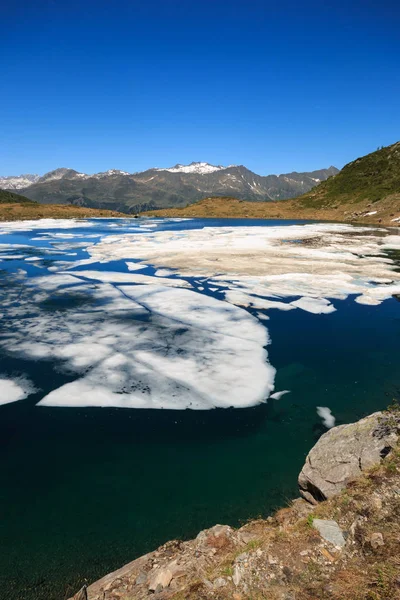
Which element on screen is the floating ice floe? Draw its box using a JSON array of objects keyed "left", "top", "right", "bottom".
[
  {"left": 0, "top": 218, "right": 99, "bottom": 232},
  {"left": 126, "top": 261, "right": 148, "bottom": 271},
  {"left": 0, "top": 376, "right": 36, "bottom": 406},
  {"left": 1, "top": 219, "right": 400, "bottom": 411},
  {"left": 0, "top": 278, "right": 274, "bottom": 410},
  {"left": 317, "top": 406, "right": 336, "bottom": 428},
  {"left": 69, "top": 270, "right": 193, "bottom": 288},
  {"left": 154, "top": 268, "right": 177, "bottom": 277},
  {"left": 270, "top": 390, "right": 291, "bottom": 400},
  {"left": 290, "top": 297, "right": 336, "bottom": 314},
  {"left": 86, "top": 223, "right": 400, "bottom": 308}
]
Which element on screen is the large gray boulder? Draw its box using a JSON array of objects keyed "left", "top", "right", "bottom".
[{"left": 298, "top": 411, "right": 399, "bottom": 504}]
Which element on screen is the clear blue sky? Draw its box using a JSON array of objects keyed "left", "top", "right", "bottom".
[{"left": 1, "top": 0, "right": 399, "bottom": 176}]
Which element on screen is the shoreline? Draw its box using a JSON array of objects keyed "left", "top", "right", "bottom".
[
  {"left": 1, "top": 198, "right": 399, "bottom": 229},
  {"left": 141, "top": 196, "right": 400, "bottom": 228},
  {"left": 0, "top": 202, "right": 125, "bottom": 222},
  {"left": 70, "top": 408, "right": 400, "bottom": 600}
]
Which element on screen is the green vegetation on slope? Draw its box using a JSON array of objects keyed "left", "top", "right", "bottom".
[
  {"left": 298, "top": 141, "right": 400, "bottom": 208},
  {"left": 0, "top": 188, "right": 36, "bottom": 204},
  {"left": 0, "top": 188, "right": 125, "bottom": 221}
]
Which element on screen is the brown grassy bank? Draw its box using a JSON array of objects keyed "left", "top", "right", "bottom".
[
  {"left": 142, "top": 195, "right": 400, "bottom": 227},
  {"left": 0, "top": 202, "right": 125, "bottom": 222}
]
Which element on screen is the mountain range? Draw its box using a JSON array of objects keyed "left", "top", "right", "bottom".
[
  {"left": 144, "top": 142, "right": 400, "bottom": 227},
  {"left": 0, "top": 163, "right": 339, "bottom": 214}
]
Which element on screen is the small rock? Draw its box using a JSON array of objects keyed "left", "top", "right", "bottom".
[
  {"left": 238, "top": 531, "right": 259, "bottom": 544},
  {"left": 233, "top": 594, "right": 243, "bottom": 600},
  {"left": 213, "top": 577, "right": 227, "bottom": 588},
  {"left": 313, "top": 519, "right": 346, "bottom": 548},
  {"left": 202, "top": 578, "right": 213, "bottom": 589},
  {"left": 148, "top": 567, "right": 173, "bottom": 592},
  {"left": 135, "top": 571, "right": 147, "bottom": 585},
  {"left": 235, "top": 552, "right": 248, "bottom": 563},
  {"left": 370, "top": 532, "right": 384, "bottom": 549},
  {"left": 324, "top": 584, "right": 335, "bottom": 593},
  {"left": 282, "top": 566, "right": 293, "bottom": 581},
  {"left": 370, "top": 495, "right": 383, "bottom": 511},
  {"left": 233, "top": 566, "right": 242, "bottom": 586},
  {"left": 349, "top": 516, "right": 364, "bottom": 538},
  {"left": 73, "top": 586, "right": 87, "bottom": 600},
  {"left": 268, "top": 554, "right": 278, "bottom": 564}
]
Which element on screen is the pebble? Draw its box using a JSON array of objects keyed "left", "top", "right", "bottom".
[
  {"left": 213, "top": 577, "right": 227, "bottom": 588},
  {"left": 370, "top": 532, "right": 384, "bottom": 549}
]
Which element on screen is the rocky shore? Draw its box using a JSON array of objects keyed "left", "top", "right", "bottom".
[{"left": 71, "top": 406, "right": 400, "bottom": 600}]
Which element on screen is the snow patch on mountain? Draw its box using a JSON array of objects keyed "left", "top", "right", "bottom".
[
  {"left": 0, "top": 174, "right": 40, "bottom": 190},
  {"left": 92, "top": 169, "right": 130, "bottom": 178},
  {"left": 156, "top": 162, "right": 235, "bottom": 175}
]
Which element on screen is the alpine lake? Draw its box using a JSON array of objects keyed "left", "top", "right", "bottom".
[{"left": 0, "top": 217, "right": 399, "bottom": 600}]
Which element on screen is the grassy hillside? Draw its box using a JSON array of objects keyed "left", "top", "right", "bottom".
[
  {"left": 297, "top": 141, "right": 400, "bottom": 208},
  {"left": 0, "top": 188, "right": 36, "bottom": 204},
  {"left": 0, "top": 188, "right": 125, "bottom": 221}
]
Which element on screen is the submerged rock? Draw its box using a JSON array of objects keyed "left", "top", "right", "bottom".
[{"left": 298, "top": 411, "right": 399, "bottom": 503}]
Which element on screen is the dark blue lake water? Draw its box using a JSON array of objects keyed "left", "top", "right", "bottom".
[{"left": 0, "top": 217, "right": 399, "bottom": 600}]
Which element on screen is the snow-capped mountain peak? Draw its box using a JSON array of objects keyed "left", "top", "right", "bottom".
[
  {"left": 92, "top": 169, "right": 130, "bottom": 179},
  {"left": 156, "top": 162, "right": 234, "bottom": 175},
  {"left": 0, "top": 174, "right": 40, "bottom": 190}
]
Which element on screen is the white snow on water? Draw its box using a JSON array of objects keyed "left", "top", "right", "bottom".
[
  {"left": 0, "top": 278, "right": 273, "bottom": 410},
  {"left": 0, "top": 377, "right": 36, "bottom": 405},
  {"left": 270, "top": 390, "right": 290, "bottom": 400},
  {"left": 290, "top": 297, "right": 336, "bottom": 314},
  {"left": 126, "top": 261, "right": 148, "bottom": 271},
  {"left": 154, "top": 268, "right": 177, "bottom": 277},
  {"left": 317, "top": 406, "right": 336, "bottom": 428},
  {"left": 87, "top": 223, "right": 400, "bottom": 307},
  {"left": 1, "top": 218, "right": 400, "bottom": 410},
  {"left": 0, "top": 218, "right": 99, "bottom": 232},
  {"left": 69, "top": 270, "right": 193, "bottom": 288}
]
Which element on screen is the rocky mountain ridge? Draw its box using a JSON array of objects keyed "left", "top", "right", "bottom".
[
  {"left": 144, "top": 143, "right": 400, "bottom": 226},
  {"left": 0, "top": 163, "right": 339, "bottom": 214}
]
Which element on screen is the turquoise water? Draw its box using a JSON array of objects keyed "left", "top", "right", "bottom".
[{"left": 0, "top": 218, "right": 399, "bottom": 600}]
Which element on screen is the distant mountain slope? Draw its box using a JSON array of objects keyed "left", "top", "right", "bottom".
[
  {"left": 143, "top": 143, "right": 400, "bottom": 226},
  {"left": 0, "top": 188, "right": 125, "bottom": 221},
  {"left": 0, "top": 188, "right": 36, "bottom": 204},
  {"left": 2, "top": 163, "right": 339, "bottom": 214},
  {"left": 296, "top": 142, "right": 400, "bottom": 209},
  {"left": 0, "top": 174, "right": 40, "bottom": 190}
]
